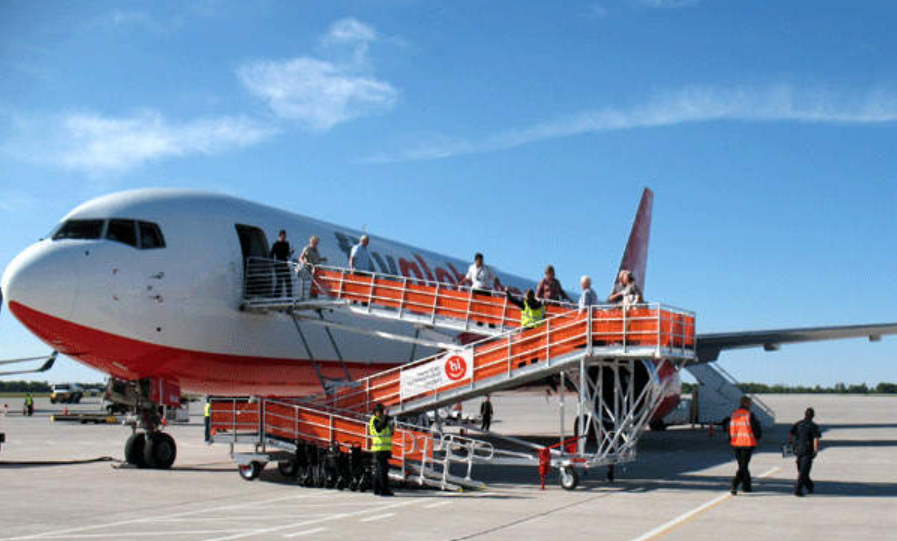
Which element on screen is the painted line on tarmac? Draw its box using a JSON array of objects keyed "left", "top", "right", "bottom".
[
  {"left": 359, "top": 512, "right": 395, "bottom": 523},
  {"left": 12, "top": 530, "right": 259, "bottom": 539},
  {"left": 282, "top": 527, "right": 328, "bottom": 538},
  {"left": 0, "top": 493, "right": 335, "bottom": 541},
  {"left": 627, "top": 466, "right": 781, "bottom": 541},
  {"left": 211, "top": 498, "right": 425, "bottom": 541},
  {"left": 424, "top": 501, "right": 453, "bottom": 509}
]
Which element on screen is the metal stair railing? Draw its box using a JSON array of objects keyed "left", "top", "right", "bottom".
[{"left": 309, "top": 303, "right": 696, "bottom": 417}]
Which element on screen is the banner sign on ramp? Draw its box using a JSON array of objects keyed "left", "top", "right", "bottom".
[{"left": 400, "top": 349, "right": 473, "bottom": 400}]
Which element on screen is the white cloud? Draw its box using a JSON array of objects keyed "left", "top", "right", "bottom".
[
  {"left": 237, "top": 19, "right": 398, "bottom": 131},
  {"left": 6, "top": 110, "right": 274, "bottom": 174},
  {"left": 323, "top": 18, "right": 378, "bottom": 45},
  {"left": 365, "top": 86, "right": 897, "bottom": 163},
  {"left": 238, "top": 58, "right": 397, "bottom": 131}
]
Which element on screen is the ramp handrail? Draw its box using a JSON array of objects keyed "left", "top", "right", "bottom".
[{"left": 311, "top": 301, "right": 695, "bottom": 416}]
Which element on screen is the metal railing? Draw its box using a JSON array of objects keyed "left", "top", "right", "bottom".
[{"left": 307, "top": 301, "right": 695, "bottom": 417}]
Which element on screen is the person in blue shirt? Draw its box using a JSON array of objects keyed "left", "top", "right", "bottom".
[{"left": 349, "top": 235, "right": 375, "bottom": 273}]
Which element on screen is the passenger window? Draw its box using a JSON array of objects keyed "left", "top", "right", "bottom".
[
  {"left": 106, "top": 219, "right": 137, "bottom": 247},
  {"left": 138, "top": 221, "right": 165, "bottom": 249},
  {"left": 52, "top": 220, "right": 104, "bottom": 240}
]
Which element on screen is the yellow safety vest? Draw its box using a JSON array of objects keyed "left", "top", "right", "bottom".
[
  {"left": 25, "top": 396, "right": 33, "bottom": 406},
  {"left": 369, "top": 415, "right": 393, "bottom": 452},
  {"left": 521, "top": 299, "right": 546, "bottom": 329},
  {"left": 204, "top": 403, "right": 211, "bottom": 417}
]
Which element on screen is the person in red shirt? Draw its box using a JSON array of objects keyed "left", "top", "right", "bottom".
[{"left": 535, "top": 265, "right": 572, "bottom": 303}]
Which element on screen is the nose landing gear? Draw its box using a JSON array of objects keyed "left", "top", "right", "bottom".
[{"left": 108, "top": 377, "right": 180, "bottom": 470}]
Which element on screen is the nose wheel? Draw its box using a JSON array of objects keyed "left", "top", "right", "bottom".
[{"left": 124, "top": 431, "right": 178, "bottom": 469}]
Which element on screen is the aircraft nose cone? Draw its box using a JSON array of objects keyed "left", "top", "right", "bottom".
[{"left": 2, "top": 242, "right": 80, "bottom": 322}]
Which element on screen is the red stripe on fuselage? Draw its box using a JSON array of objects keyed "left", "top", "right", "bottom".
[{"left": 9, "top": 301, "right": 397, "bottom": 396}]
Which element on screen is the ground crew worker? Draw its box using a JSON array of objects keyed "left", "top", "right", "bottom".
[
  {"left": 24, "top": 393, "right": 34, "bottom": 417},
  {"left": 789, "top": 407, "right": 821, "bottom": 497},
  {"left": 726, "top": 395, "right": 762, "bottom": 495},
  {"left": 505, "top": 289, "right": 546, "bottom": 329},
  {"left": 369, "top": 403, "right": 394, "bottom": 496},
  {"left": 204, "top": 399, "right": 212, "bottom": 443},
  {"left": 480, "top": 395, "right": 494, "bottom": 431}
]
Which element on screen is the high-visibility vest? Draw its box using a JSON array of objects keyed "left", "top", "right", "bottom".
[
  {"left": 204, "top": 403, "right": 211, "bottom": 417},
  {"left": 369, "top": 415, "right": 393, "bottom": 452},
  {"left": 521, "top": 299, "right": 546, "bottom": 329},
  {"left": 25, "top": 396, "right": 33, "bottom": 406},
  {"left": 729, "top": 408, "right": 757, "bottom": 447}
]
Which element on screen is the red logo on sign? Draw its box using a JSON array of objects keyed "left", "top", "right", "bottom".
[{"left": 444, "top": 355, "right": 468, "bottom": 381}]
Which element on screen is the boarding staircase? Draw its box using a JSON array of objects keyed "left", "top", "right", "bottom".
[
  {"left": 685, "top": 363, "right": 776, "bottom": 428},
  {"left": 211, "top": 261, "right": 698, "bottom": 490}
]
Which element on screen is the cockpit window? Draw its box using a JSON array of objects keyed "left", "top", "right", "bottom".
[
  {"left": 106, "top": 219, "right": 137, "bottom": 247},
  {"left": 138, "top": 221, "right": 165, "bottom": 249},
  {"left": 52, "top": 220, "right": 104, "bottom": 240}
]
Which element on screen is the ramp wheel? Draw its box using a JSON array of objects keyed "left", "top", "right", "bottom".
[
  {"left": 124, "top": 433, "right": 147, "bottom": 468},
  {"left": 560, "top": 466, "right": 579, "bottom": 491},
  {"left": 239, "top": 461, "right": 264, "bottom": 481},
  {"left": 144, "top": 432, "right": 177, "bottom": 469},
  {"left": 278, "top": 460, "right": 299, "bottom": 478}
]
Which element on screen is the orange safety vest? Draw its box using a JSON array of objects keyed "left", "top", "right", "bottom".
[{"left": 729, "top": 408, "right": 757, "bottom": 448}]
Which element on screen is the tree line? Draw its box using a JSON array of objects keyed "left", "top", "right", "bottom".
[{"left": 681, "top": 381, "right": 897, "bottom": 395}]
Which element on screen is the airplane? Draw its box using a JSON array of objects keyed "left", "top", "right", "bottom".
[
  {"left": 0, "top": 352, "right": 57, "bottom": 377},
  {"left": 2, "top": 187, "right": 895, "bottom": 469}
]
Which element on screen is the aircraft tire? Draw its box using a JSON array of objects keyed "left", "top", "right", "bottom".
[
  {"left": 278, "top": 460, "right": 299, "bottom": 478},
  {"left": 560, "top": 466, "right": 579, "bottom": 491},
  {"left": 239, "top": 461, "right": 264, "bottom": 481},
  {"left": 125, "top": 433, "right": 147, "bottom": 468},
  {"left": 143, "top": 432, "right": 177, "bottom": 469}
]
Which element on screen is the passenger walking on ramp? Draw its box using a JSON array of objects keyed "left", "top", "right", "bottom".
[
  {"left": 349, "top": 235, "right": 375, "bottom": 273},
  {"left": 789, "top": 407, "right": 821, "bottom": 497},
  {"left": 369, "top": 403, "right": 394, "bottom": 496},
  {"left": 270, "top": 230, "right": 293, "bottom": 297},
  {"left": 536, "top": 265, "right": 572, "bottom": 302},
  {"left": 480, "top": 395, "right": 494, "bottom": 431},
  {"left": 460, "top": 253, "right": 502, "bottom": 295},
  {"left": 727, "top": 395, "right": 762, "bottom": 495}
]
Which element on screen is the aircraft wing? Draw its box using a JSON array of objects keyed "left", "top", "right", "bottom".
[
  {"left": 696, "top": 323, "right": 897, "bottom": 362},
  {"left": 0, "top": 352, "right": 57, "bottom": 376}
]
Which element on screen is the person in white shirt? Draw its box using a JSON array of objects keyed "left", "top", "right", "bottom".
[
  {"left": 578, "top": 275, "right": 599, "bottom": 314},
  {"left": 460, "top": 252, "right": 501, "bottom": 294}
]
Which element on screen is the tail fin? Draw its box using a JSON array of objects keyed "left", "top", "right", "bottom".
[{"left": 615, "top": 188, "right": 653, "bottom": 295}]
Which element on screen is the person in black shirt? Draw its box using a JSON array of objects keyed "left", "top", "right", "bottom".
[
  {"left": 270, "top": 230, "right": 293, "bottom": 297},
  {"left": 789, "top": 407, "right": 821, "bottom": 497},
  {"left": 479, "top": 395, "right": 494, "bottom": 431}
]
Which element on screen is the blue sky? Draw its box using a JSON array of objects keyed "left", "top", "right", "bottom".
[{"left": 1, "top": 0, "right": 895, "bottom": 386}]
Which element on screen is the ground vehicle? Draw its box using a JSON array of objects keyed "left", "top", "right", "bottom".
[{"left": 50, "top": 383, "right": 83, "bottom": 404}]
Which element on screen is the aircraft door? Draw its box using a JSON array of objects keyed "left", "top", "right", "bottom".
[{"left": 235, "top": 224, "right": 270, "bottom": 298}]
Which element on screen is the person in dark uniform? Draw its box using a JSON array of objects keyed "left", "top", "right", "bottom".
[
  {"left": 726, "top": 395, "right": 762, "bottom": 495},
  {"left": 369, "top": 403, "right": 394, "bottom": 496},
  {"left": 789, "top": 407, "right": 821, "bottom": 497},
  {"left": 270, "top": 230, "right": 292, "bottom": 298},
  {"left": 480, "top": 395, "right": 494, "bottom": 431}
]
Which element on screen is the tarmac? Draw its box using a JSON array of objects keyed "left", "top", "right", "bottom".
[{"left": 1, "top": 393, "right": 895, "bottom": 541}]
